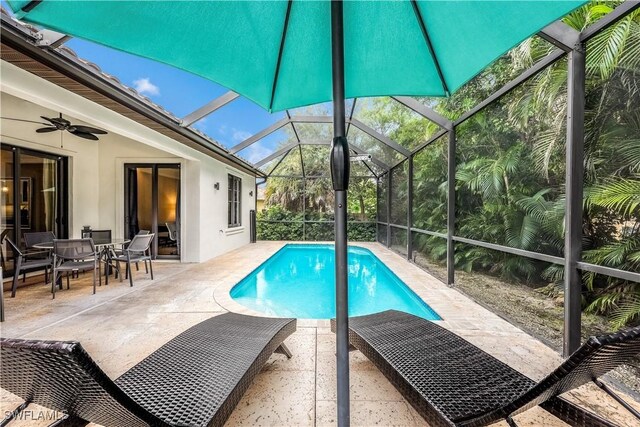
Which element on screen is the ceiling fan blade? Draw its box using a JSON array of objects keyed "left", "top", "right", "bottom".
[
  {"left": 36, "top": 127, "right": 59, "bottom": 133},
  {"left": 68, "top": 129, "right": 99, "bottom": 140},
  {"left": 71, "top": 125, "right": 107, "bottom": 135},
  {"left": 40, "top": 115, "right": 55, "bottom": 124}
]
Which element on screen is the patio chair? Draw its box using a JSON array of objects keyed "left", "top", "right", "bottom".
[
  {"left": 166, "top": 222, "right": 179, "bottom": 255},
  {"left": 134, "top": 229, "right": 151, "bottom": 270},
  {"left": 0, "top": 313, "right": 296, "bottom": 427},
  {"left": 88, "top": 229, "right": 112, "bottom": 244},
  {"left": 20, "top": 231, "right": 55, "bottom": 282},
  {"left": 0, "top": 229, "right": 10, "bottom": 271},
  {"left": 23, "top": 231, "right": 56, "bottom": 249},
  {"left": 113, "top": 230, "right": 150, "bottom": 273},
  {"left": 166, "top": 222, "right": 177, "bottom": 242},
  {"left": 52, "top": 238, "right": 99, "bottom": 299},
  {"left": 4, "top": 238, "right": 52, "bottom": 298},
  {"left": 113, "top": 233, "right": 154, "bottom": 287},
  {"left": 83, "top": 230, "right": 113, "bottom": 280},
  {"left": 331, "top": 310, "right": 640, "bottom": 427}
]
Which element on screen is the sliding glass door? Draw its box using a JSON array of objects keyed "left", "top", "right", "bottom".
[
  {"left": 124, "top": 164, "right": 180, "bottom": 259},
  {"left": 1, "top": 144, "right": 68, "bottom": 276}
]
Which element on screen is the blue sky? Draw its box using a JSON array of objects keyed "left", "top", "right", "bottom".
[
  {"left": 64, "top": 37, "right": 288, "bottom": 162},
  {"left": 1, "top": 1, "right": 289, "bottom": 163}
]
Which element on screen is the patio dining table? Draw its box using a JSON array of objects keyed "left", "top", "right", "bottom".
[{"left": 33, "top": 238, "right": 130, "bottom": 286}]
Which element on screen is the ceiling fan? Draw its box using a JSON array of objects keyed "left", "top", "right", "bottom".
[
  {"left": 37, "top": 113, "right": 108, "bottom": 141},
  {"left": 1, "top": 113, "right": 108, "bottom": 141}
]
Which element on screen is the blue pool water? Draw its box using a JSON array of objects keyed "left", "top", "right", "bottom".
[{"left": 231, "top": 244, "right": 441, "bottom": 320}]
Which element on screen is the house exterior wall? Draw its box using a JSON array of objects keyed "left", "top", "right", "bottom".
[{"left": 1, "top": 61, "right": 256, "bottom": 263}]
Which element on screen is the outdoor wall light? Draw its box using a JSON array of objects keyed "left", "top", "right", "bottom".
[
  {"left": 249, "top": 190, "right": 253, "bottom": 197},
  {"left": 214, "top": 182, "right": 220, "bottom": 190}
]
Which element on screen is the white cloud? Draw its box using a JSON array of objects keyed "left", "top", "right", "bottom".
[
  {"left": 242, "top": 144, "right": 271, "bottom": 163},
  {"left": 232, "top": 129, "right": 252, "bottom": 142},
  {"left": 133, "top": 77, "right": 160, "bottom": 96}
]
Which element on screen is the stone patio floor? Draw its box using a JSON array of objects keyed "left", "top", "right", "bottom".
[{"left": 1, "top": 241, "right": 638, "bottom": 426}]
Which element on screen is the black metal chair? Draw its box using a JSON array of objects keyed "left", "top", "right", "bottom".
[
  {"left": 332, "top": 310, "right": 640, "bottom": 427},
  {"left": 82, "top": 230, "right": 113, "bottom": 281},
  {"left": 22, "top": 231, "right": 55, "bottom": 280},
  {"left": 1, "top": 229, "right": 12, "bottom": 272},
  {"left": 113, "top": 233, "right": 154, "bottom": 287},
  {"left": 86, "top": 229, "right": 112, "bottom": 245},
  {"left": 52, "top": 238, "right": 99, "bottom": 299},
  {"left": 0, "top": 313, "right": 296, "bottom": 427},
  {"left": 4, "top": 238, "right": 52, "bottom": 298},
  {"left": 23, "top": 231, "right": 56, "bottom": 249}
]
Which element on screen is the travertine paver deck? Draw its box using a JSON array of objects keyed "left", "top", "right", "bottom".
[{"left": 1, "top": 242, "right": 638, "bottom": 426}]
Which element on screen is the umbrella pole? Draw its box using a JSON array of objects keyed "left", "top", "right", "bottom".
[{"left": 330, "top": 1, "right": 350, "bottom": 426}]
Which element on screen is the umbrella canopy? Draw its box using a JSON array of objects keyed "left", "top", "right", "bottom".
[{"left": 9, "top": 0, "right": 585, "bottom": 112}]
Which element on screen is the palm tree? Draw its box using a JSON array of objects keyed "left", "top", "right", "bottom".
[{"left": 505, "top": 0, "right": 640, "bottom": 324}]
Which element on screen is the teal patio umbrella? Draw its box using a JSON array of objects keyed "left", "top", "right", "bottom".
[{"left": 7, "top": 0, "right": 587, "bottom": 424}]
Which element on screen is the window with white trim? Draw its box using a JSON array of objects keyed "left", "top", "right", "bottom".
[{"left": 228, "top": 174, "right": 242, "bottom": 227}]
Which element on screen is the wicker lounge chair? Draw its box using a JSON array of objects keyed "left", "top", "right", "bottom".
[
  {"left": 1, "top": 313, "right": 296, "bottom": 427},
  {"left": 331, "top": 310, "right": 640, "bottom": 427}
]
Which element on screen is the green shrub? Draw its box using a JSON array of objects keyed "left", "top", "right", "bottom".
[{"left": 256, "top": 206, "right": 375, "bottom": 242}]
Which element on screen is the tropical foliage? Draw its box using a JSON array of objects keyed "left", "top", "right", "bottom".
[
  {"left": 407, "top": 1, "right": 639, "bottom": 327},
  {"left": 257, "top": 206, "right": 376, "bottom": 241}
]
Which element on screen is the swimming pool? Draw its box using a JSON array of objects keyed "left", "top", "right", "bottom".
[{"left": 230, "top": 244, "right": 440, "bottom": 320}]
